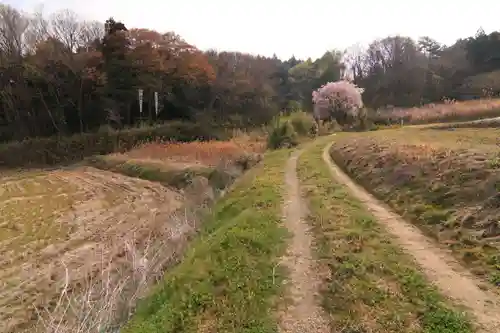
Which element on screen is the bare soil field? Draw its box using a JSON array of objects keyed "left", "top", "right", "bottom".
[{"left": 330, "top": 127, "right": 500, "bottom": 288}]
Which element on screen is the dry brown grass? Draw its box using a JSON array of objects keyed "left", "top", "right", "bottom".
[
  {"left": 113, "top": 136, "right": 266, "bottom": 168},
  {"left": 329, "top": 127, "right": 500, "bottom": 288},
  {"left": 375, "top": 98, "right": 500, "bottom": 124},
  {"left": 0, "top": 167, "right": 187, "bottom": 333},
  {"left": 32, "top": 207, "right": 203, "bottom": 333}
]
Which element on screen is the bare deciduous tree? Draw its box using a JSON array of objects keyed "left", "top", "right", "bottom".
[
  {"left": 79, "top": 20, "right": 104, "bottom": 51},
  {"left": 0, "top": 4, "right": 30, "bottom": 61},
  {"left": 24, "top": 7, "right": 50, "bottom": 54},
  {"left": 50, "top": 9, "right": 82, "bottom": 53}
]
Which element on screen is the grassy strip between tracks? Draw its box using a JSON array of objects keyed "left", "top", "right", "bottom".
[{"left": 297, "top": 138, "right": 473, "bottom": 333}]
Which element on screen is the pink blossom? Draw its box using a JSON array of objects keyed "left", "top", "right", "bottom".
[
  {"left": 312, "top": 81, "right": 364, "bottom": 125},
  {"left": 312, "top": 81, "right": 364, "bottom": 110}
]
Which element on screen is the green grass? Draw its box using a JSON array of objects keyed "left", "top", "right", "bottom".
[
  {"left": 297, "top": 139, "right": 473, "bottom": 333},
  {"left": 122, "top": 149, "right": 291, "bottom": 333}
]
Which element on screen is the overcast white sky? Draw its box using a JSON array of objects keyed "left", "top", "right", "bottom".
[{"left": 5, "top": 0, "right": 500, "bottom": 60}]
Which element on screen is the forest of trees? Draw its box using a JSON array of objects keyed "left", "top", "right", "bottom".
[{"left": 1, "top": 4, "right": 500, "bottom": 142}]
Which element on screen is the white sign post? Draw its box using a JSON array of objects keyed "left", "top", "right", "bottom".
[
  {"left": 154, "top": 91, "right": 159, "bottom": 115},
  {"left": 138, "top": 89, "right": 143, "bottom": 114}
]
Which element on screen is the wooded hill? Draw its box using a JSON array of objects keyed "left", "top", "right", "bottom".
[{"left": 1, "top": 4, "right": 499, "bottom": 142}]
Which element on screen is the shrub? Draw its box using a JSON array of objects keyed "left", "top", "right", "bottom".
[
  {"left": 317, "top": 118, "right": 341, "bottom": 135},
  {"left": 354, "top": 107, "right": 377, "bottom": 131},
  {"left": 289, "top": 112, "right": 316, "bottom": 137},
  {"left": 267, "top": 118, "right": 299, "bottom": 150},
  {"left": 286, "top": 100, "right": 302, "bottom": 113}
]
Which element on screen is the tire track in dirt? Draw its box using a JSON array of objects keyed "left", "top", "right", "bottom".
[
  {"left": 322, "top": 141, "right": 500, "bottom": 333},
  {"left": 279, "top": 150, "right": 330, "bottom": 333}
]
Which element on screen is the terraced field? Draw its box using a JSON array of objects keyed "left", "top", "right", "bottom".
[
  {"left": 0, "top": 166, "right": 183, "bottom": 332},
  {"left": 330, "top": 127, "right": 500, "bottom": 287},
  {"left": 0, "top": 137, "right": 264, "bottom": 333},
  {"left": 115, "top": 140, "right": 266, "bottom": 167},
  {"left": 374, "top": 98, "right": 500, "bottom": 125}
]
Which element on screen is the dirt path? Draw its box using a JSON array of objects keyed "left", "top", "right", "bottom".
[
  {"left": 322, "top": 141, "right": 500, "bottom": 333},
  {"left": 279, "top": 150, "right": 330, "bottom": 333}
]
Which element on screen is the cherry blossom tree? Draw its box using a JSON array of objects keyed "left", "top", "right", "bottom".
[{"left": 312, "top": 80, "right": 364, "bottom": 126}]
